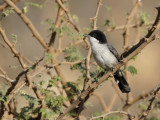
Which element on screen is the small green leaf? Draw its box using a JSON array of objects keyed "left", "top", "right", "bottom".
[
  {"left": 138, "top": 102, "right": 148, "bottom": 110},
  {"left": 72, "top": 14, "right": 79, "bottom": 23},
  {"left": 131, "top": 56, "right": 137, "bottom": 61},
  {"left": 139, "top": 11, "right": 150, "bottom": 25},
  {"left": 127, "top": 65, "right": 137, "bottom": 75},
  {"left": 11, "top": 34, "right": 17, "bottom": 44},
  {"left": 106, "top": 5, "right": 112, "bottom": 11},
  {"left": 2, "top": 8, "right": 14, "bottom": 17},
  {"left": 45, "top": 53, "right": 54, "bottom": 63},
  {"left": 22, "top": 6, "right": 28, "bottom": 14},
  {"left": 28, "top": 65, "right": 36, "bottom": 72},
  {"left": 63, "top": 46, "right": 83, "bottom": 62},
  {"left": 104, "top": 19, "right": 110, "bottom": 26},
  {"left": 47, "top": 76, "right": 60, "bottom": 88},
  {"left": 26, "top": 2, "right": 45, "bottom": 8}
]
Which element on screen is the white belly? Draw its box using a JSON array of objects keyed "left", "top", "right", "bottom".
[{"left": 91, "top": 43, "right": 118, "bottom": 70}]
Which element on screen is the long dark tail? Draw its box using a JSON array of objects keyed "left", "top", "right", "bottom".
[{"left": 114, "top": 69, "right": 131, "bottom": 93}]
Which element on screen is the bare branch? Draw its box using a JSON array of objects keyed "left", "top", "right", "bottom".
[
  {"left": 0, "top": 0, "right": 19, "bottom": 11},
  {"left": 123, "top": 0, "right": 142, "bottom": 49},
  {"left": 90, "top": 111, "right": 135, "bottom": 120},
  {"left": 123, "top": 88, "right": 153, "bottom": 110},
  {"left": 138, "top": 85, "right": 160, "bottom": 120},
  {"left": 94, "top": 93, "right": 107, "bottom": 112},
  {"left": 105, "top": 21, "right": 153, "bottom": 33},
  {"left": 91, "top": 0, "right": 102, "bottom": 30},
  {"left": 56, "top": 0, "right": 81, "bottom": 32}
]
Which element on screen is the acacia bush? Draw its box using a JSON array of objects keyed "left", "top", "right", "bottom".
[{"left": 0, "top": 0, "right": 160, "bottom": 120}]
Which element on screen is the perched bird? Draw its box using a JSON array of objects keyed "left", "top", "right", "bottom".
[{"left": 84, "top": 30, "right": 131, "bottom": 93}]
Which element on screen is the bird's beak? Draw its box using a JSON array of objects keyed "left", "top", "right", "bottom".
[{"left": 83, "top": 34, "right": 90, "bottom": 38}]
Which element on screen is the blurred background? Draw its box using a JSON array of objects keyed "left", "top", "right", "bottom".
[{"left": 0, "top": 0, "right": 160, "bottom": 119}]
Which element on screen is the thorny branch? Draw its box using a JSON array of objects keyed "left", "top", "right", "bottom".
[
  {"left": 90, "top": 111, "right": 135, "bottom": 120},
  {"left": 91, "top": 0, "right": 102, "bottom": 30},
  {"left": 138, "top": 85, "right": 160, "bottom": 120},
  {"left": 123, "top": 0, "right": 141, "bottom": 50}
]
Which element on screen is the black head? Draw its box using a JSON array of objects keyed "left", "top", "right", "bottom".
[{"left": 88, "top": 30, "right": 107, "bottom": 43}]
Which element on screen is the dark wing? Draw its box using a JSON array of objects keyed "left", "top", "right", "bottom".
[{"left": 107, "top": 43, "right": 121, "bottom": 62}]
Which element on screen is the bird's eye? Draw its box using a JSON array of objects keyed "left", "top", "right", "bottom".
[{"left": 93, "top": 33, "right": 97, "bottom": 38}]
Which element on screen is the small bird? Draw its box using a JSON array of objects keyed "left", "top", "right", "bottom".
[{"left": 84, "top": 30, "right": 131, "bottom": 93}]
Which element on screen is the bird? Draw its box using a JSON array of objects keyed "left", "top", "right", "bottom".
[{"left": 84, "top": 30, "right": 131, "bottom": 93}]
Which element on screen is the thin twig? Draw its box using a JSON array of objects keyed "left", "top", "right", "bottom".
[
  {"left": 0, "top": 0, "right": 19, "bottom": 11},
  {"left": 123, "top": 88, "right": 153, "bottom": 110},
  {"left": 56, "top": 0, "right": 81, "bottom": 32},
  {"left": 91, "top": 0, "right": 102, "bottom": 30},
  {"left": 94, "top": 93, "right": 108, "bottom": 112},
  {"left": 90, "top": 111, "right": 135, "bottom": 120},
  {"left": 123, "top": 0, "right": 142, "bottom": 50},
  {"left": 138, "top": 85, "right": 160, "bottom": 120},
  {"left": 105, "top": 21, "right": 153, "bottom": 33}
]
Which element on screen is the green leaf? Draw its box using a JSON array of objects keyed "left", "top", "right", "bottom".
[
  {"left": 106, "top": 5, "right": 112, "bottom": 11},
  {"left": 139, "top": 11, "right": 150, "bottom": 25},
  {"left": 126, "top": 65, "right": 137, "bottom": 75},
  {"left": 26, "top": 2, "right": 45, "bottom": 8},
  {"left": 138, "top": 102, "right": 148, "bottom": 110},
  {"left": 22, "top": 6, "right": 28, "bottom": 14},
  {"left": 131, "top": 56, "right": 137, "bottom": 61},
  {"left": 47, "top": 76, "right": 60, "bottom": 88},
  {"left": 65, "top": 82, "right": 80, "bottom": 100},
  {"left": 72, "top": 14, "right": 79, "bottom": 23},
  {"left": 45, "top": 53, "right": 54, "bottom": 63},
  {"left": 28, "top": 65, "right": 36, "bottom": 72},
  {"left": 63, "top": 46, "right": 83, "bottom": 62},
  {"left": 11, "top": 34, "right": 17, "bottom": 44},
  {"left": 104, "top": 19, "right": 110, "bottom": 26},
  {"left": 45, "top": 95, "right": 65, "bottom": 112},
  {"left": 40, "top": 108, "right": 54, "bottom": 119},
  {"left": 2, "top": 8, "right": 14, "bottom": 17}
]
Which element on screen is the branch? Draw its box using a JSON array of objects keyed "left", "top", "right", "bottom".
[
  {"left": 0, "top": 0, "right": 19, "bottom": 11},
  {"left": 121, "top": 7, "right": 160, "bottom": 59},
  {"left": 94, "top": 93, "right": 107, "bottom": 112},
  {"left": 0, "top": 67, "right": 14, "bottom": 83},
  {"left": 105, "top": 21, "right": 153, "bottom": 33},
  {"left": 3, "top": 0, "right": 48, "bottom": 50},
  {"left": 91, "top": 0, "right": 102, "bottom": 30},
  {"left": 123, "top": 88, "right": 153, "bottom": 110},
  {"left": 123, "top": 0, "right": 141, "bottom": 49},
  {"left": 90, "top": 111, "right": 135, "bottom": 120},
  {"left": 57, "top": 7, "right": 160, "bottom": 120},
  {"left": 138, "top": 85, "right": 160, "bottom": 120},
  {"left": 55, "top": 0, "right": 81, "bottom": 32}
]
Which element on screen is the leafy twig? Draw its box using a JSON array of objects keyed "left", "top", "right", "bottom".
[{"left": 91, "top": 0, "right": 102, "bottom": 30}]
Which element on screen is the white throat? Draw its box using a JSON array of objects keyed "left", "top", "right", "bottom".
[{"left": 89, "top": 37, "right": 99, "bottom": 46}]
